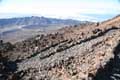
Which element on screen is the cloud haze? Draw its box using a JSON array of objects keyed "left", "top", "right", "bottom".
[{"left": 0, "top": 0, "right": 120, "bottom": 21}]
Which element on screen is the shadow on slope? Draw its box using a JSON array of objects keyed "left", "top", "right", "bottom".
[
  {"left": 0, "top": 56, "right": 18, "bottom": 80},
  {"left": 0, "top": 40, "right": 18, "bottom": 80},
  {"left": 93, "top": 41, "right": 120, "bottom": 80}
]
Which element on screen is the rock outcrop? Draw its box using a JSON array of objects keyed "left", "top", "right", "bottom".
[{"left": 0, "top": 15, "right": 120, "bottom": 80}]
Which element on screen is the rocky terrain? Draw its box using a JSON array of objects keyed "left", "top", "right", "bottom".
[{"left": 0, "top": 15, "right": 120, "bottom": 80}]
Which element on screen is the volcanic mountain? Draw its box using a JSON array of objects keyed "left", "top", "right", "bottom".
[{"left": 0, "top": 15, "right": 120, "bottom": 80}]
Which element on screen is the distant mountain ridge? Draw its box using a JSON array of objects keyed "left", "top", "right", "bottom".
[
  {"left": 0, "top": 16, "right": 90, "bottom": 43},
  {"left": 0, "top": 16, "right": 82, "bottom": 28}
]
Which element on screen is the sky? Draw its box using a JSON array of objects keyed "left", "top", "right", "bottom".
[{"left": 0, "top": 0, "right": 120, "bottom": 21}]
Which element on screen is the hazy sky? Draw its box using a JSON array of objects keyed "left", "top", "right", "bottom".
[{"left": 0, "top": 0, "right": 120, "bottom": 21}]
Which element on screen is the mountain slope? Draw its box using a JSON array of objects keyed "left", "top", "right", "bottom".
[{"left": 0, "top": 15, "right": 120, "bottom": 80}]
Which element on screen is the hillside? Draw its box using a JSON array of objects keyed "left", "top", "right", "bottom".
[{"left": 0, "top": 15, "right": 120, "bottom": 80}]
